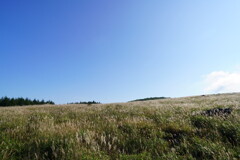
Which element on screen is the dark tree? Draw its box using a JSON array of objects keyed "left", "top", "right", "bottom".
[
  {"left": 0, "top": 97, "right": 55, "bottom": 107},
  {"left": 68, "top": 101, "right": 101, "bottom": 105}
]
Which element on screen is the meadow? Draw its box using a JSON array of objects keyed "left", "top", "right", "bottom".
[{"left": 0, "top": 93, "right": 239, "bottom": 160}]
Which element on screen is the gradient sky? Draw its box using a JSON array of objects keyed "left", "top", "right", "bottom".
[{"left": 1, "top": 0, "right": 240, "bottom": 104}]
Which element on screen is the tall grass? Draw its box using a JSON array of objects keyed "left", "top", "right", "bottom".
[{"left": 0, "top": 93, "right": 239, "bottom": 159}]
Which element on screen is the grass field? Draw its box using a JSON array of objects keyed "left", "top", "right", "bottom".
[{"left": 0, "top": 93, "right": 240, "bottom": 160}]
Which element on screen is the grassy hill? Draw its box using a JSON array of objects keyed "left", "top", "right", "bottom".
[{"left": 0, "top": 93, "right": 240, "bottom": 159}]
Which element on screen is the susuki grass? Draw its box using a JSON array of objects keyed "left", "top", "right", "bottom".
[{"left": 0, "top": 93, "right": 240, "bottom": 159}]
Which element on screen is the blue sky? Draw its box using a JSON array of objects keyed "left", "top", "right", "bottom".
[{"left": 1, "top": 0, "right": 240, "bottom": 104}]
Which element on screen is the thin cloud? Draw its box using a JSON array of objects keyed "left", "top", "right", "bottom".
[{"left": 204, "top": 71, "right": 240, "bottom": 93}]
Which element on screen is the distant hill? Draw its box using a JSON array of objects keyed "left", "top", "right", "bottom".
[{"left": 130, "top": 97, "right": 169, "bottom": 102}]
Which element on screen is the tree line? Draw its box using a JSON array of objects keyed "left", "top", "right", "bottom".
[
  {"left": 130, "top": 97, "right": 169, "bottom": 102},
  {"left": 68, "top": 101, "right": 101, "bottom": 105},
  {"left": 0, "top": 96, "right": 55, "bottom": 107}
]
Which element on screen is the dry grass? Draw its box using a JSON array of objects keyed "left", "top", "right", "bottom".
[{"left": 0, "top": 93, "right": 240, "bottom": 159}]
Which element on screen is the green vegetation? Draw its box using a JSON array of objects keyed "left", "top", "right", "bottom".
[
  {"left": 68, "top": 101, "right": 101, "bottom": 105},
  {"left": 130, "top": 97, "right": 169, "bottom": 102},
  {"left": 0, "top": 93, "right": 239, "bottom": 159},
  {"left": 0, "top": 97, "right": 54, "bottom": 107}
]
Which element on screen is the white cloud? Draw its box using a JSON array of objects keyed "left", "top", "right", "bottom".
[{"left": 204, "top": 71, "right": 240, "bottom": 93}]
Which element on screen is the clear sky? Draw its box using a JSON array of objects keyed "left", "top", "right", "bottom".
[{"left": 1, "top": 0, "right": 240, "bottom": 104}]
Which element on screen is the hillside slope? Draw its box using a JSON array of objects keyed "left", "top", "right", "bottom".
[{"left": 0, "top": 93, "right": 240, "bottom": 159}]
